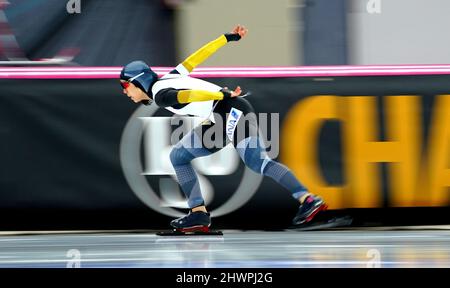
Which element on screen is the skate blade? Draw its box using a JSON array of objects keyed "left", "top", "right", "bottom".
[
  {"left": 289, "top": 216, "right": 353, "bottom": 231},
  {"left": 157, "top": 228, "right": 223, "bottom": 236}
]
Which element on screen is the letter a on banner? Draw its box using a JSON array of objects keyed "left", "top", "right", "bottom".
[{"left": 67, "top": 0, "right": 81, "bottom": 14}]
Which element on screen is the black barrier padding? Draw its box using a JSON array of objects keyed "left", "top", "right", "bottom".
[
  {"left": 0, "top": 76, "right": 449, "bottom": 229},
  {"left": 0, "top": 80, "right": 144, "bottom": 209}
]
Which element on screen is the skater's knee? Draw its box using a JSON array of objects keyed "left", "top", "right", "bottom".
[
  {"left": 170, "top": 146, "right": 193, "bottom": 166},
  {"left": 243, "top": 155, "right": 270, "bottom": 174}
]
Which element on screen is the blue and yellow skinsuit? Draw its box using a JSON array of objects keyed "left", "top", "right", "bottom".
[{"left": 149, "top": 32, "right": 311, "bottom": 220}]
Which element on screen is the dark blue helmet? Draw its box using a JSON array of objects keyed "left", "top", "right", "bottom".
[{"left": 120, "top": 61, "right": 158, "bottom": 94}]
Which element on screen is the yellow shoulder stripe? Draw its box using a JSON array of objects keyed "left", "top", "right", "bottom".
[{"left": 177, "top": 90, "right": 224, "bottom": 103}]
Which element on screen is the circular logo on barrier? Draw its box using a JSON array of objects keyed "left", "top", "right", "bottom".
[{"left": 119, "top": 104, "right": 263, "bottom": 217}]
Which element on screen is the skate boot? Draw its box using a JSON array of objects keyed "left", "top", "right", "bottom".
[
  {"left": 170, "top": 211, "right": 211, "bottom": 233},
  {"left": 292, "top": 195, "right": 327, "bottom": 225}
]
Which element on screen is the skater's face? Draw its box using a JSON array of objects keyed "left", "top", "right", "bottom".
[{"left": 120, "top": 80, "right": 150, "bottom": 103}]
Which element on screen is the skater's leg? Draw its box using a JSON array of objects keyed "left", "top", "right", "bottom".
[
  {"left": 235, "top": 136, "right": 309, "bottom": 201},
  {"left": 234, "top": 136, "right": 327, "bottom": 225},
  {"left": 169, "top": 125, "right": 223, "bottom": 231},
  {"left": 169, "top": 128, "right": 212, "bottom": 209}
]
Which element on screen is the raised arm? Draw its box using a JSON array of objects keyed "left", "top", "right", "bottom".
[{"left": 174, "top": 25, "right": 248, "bottom": 75}]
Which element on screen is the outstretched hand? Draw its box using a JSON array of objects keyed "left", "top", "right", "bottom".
[{"left": 231, "top": 25, "right": 248, "bottom": 39}]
